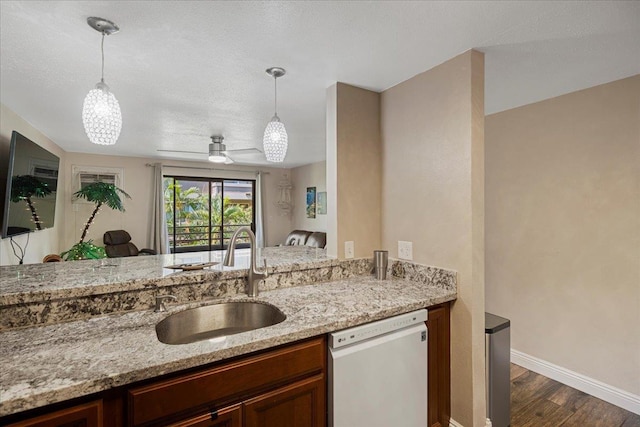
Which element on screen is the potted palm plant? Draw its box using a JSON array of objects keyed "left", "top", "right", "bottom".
[{"left": 61, "top": 182, "right": 130, "bottom": 260}]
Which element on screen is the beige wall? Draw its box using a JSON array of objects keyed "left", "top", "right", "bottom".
[
  {"left": 485, "top": 75, "right": 640, "bottom": 395},
  {"left": 62, "top": 153, "right": 293, "bottom": 252},
  {"left": 0, "top": 104, "right": 66, "bottom": 265},
  {"left": 381, "top": 50, "right": 486, "bottom": 426},
  {"left": 328, "top": 83, "right": 382, "bottom": 259},
  {"left": 291, "top": 161, "right": 327, "bottom": 233}
]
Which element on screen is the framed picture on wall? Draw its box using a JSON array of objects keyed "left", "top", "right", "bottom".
[
  {"left": 306, "top": 187, "right": 316, "bottom": 218},
  {"left": 317, "top": 192, "right": 327, "bottom": 215}
]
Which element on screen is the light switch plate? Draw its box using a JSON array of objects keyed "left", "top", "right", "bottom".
[
  {"left": 345, "top": 241, "right": 354, "bottom": 259},
  {"left": 398, "top": 241, "right": 413, "bottom": 260}
]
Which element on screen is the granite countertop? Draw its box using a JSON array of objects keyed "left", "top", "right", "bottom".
[
  {"left": 0, "top": 246, "right": 334, "bottom": 305},
  {"left": 0, "top": 274, "right": 456, "bottom": 417}
]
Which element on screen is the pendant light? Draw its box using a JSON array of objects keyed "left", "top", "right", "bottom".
[
  {"left": 263, "top": 67, "right": 288, "bottom": 163},
  {"left": 82, "top": 17, "right": 122, "bottom": 146}
]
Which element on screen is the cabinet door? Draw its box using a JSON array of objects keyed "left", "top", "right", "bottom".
[
  {"left": 244, "top": 375, "right": 325, "bottom": 427},
  {"left": 7, "top": 400, "right": 102, "bottom": 427},
  {"left": 166, "top": 404, "right": 241, "bottom": 427},
  {"left": 427, "top": 304, "right": 451, "bottom": 427}
]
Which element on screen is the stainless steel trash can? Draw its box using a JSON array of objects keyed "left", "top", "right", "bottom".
[{"left": 485, "top": 312, "right": 511, "bottom": 427}]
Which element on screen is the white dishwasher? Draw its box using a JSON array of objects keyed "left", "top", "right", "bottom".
[{"left": 328, "top": 309, "right": 428, "bottom": 427}]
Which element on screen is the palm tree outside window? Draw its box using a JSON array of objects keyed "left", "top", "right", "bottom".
[{"left": 163, "top": 176, "right": 255, "bottom": 253}]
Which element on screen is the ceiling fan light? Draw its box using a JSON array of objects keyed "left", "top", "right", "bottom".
[
  {"left": 208, "top": 154, "right": 227, "bottom": 163},
  {"left": 263, "top": 115, "right": 288, "bottom": 163},
  {"left": 82, "top": 81, "right": 122, "bottom": 145},
  {"left": 208, "top": 141, "right": 227, "bottom": 163}
]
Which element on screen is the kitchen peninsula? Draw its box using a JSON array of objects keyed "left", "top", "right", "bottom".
[{"left": 0, "top": 246, "right": 457, "bottom": 426}]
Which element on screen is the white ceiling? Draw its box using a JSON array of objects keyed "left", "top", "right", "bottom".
[{"left": 1, "top": 1, "right": 639, "bottom": 167}]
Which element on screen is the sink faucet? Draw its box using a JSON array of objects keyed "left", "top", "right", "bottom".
[{"left": 223, "top": 226, "right": 268, "bottom": 297}]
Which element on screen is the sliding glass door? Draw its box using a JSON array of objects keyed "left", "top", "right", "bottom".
[{"left": 164, "top": 176, "right": 255, "bottom": 253}]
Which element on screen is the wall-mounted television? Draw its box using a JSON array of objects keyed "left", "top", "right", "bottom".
[{"left": 1, "top": 131, "right": 60, "bottom": 238}]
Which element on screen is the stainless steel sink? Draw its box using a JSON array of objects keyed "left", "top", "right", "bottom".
[{"left": 155, "top": 301, "right": 286, "bottom": 345}]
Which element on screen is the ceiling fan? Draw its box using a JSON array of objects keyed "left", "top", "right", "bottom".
[{"left": 157, "top": 136, "right": 263, "bottom": 164}]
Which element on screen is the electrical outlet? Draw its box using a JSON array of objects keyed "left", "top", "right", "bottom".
[
  {"left": 344, "top": 241, "right": 354, "bottom": 259},
  {"left": 398, "top": 241, "right": 413, "bottom": 260}
]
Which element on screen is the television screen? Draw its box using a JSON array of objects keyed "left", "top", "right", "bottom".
[{"left": 1, "top": 131, "right": 60, "bottom": 238}]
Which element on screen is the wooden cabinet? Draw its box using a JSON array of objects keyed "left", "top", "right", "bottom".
[
  {"left": 161, "top": 375, "right": 324, "bottom": 427},
  {"left": 244, "top": 375, "right": 325, "bottom": 427},
  {"left": 7, "top": 400, "right": 103, "bottom": 427},
  {"left": 128, "top": 337, "right": 326, "bottom": 427},
  {"left": 427, "top": 303, "right": 451, "bottom": 427}
]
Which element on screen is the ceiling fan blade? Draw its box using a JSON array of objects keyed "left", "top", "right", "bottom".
[
  {"left": 224, "top": 155, "right": 235, "bottom": 165},
  {"left": 157, "top": 149, "right": 207, "bottom": 154},
  {"left": 222, "top": 147, "right": 263, "bottom": 154}
]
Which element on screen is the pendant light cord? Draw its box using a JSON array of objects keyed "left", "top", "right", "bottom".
[
  {"left": 274, "top": 76, "right": 278, "bottom": 116},
  {"left": 101, "top": 32, "right": 105, "bottom": 83}
]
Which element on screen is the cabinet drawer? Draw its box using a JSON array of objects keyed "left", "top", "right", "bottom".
[
  {"left": 7, "top": 400, "right": 103, "bottom": 427},
  {"left": 129, "top": 337, "right": 326, "bottom": 426}
]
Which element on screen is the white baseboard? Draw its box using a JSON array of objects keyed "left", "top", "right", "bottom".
[
  {"left": 511, "top": 349, "right": 640, "bottom": 415},
  {"left": 449, "top": 417, "right": 493, "bottom": 427},
  {"left": 449, "top": 418, "right": 493, "bottom": 427}
]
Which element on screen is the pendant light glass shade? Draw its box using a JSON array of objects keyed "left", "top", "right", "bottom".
[
  {"left": 263, "top": 67, "right": 288, "bottom": 163},
  {"left": 263, "top": 114, "right": 288, "bottom": 163},
  {"left": 83, "top": 17, "right": 121, "bottom": 146},
  {"left": 83, "top": 81, "right": 122, "bottom": 145}
]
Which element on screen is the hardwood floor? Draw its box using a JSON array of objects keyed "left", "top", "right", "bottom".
[{"left": 510, "top": 363, "right": 640, "bottom": 427}]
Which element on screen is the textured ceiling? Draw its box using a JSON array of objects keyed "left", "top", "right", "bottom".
[{"left": 1, "top": 1, "right": 639, "bottom": 167}]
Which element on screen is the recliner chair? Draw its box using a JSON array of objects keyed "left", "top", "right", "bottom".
[
  {"left": 305, "top": 232, "right": 326, "bottom": 248},
  {"left": 284, "top": 230, "right": 312, "bottom": 246},
  {"left": 103, "top": 230, "right": 157, "bottom": 258},
  {"left": 282, "top": 230, "right": 327, "bottom": 248}
]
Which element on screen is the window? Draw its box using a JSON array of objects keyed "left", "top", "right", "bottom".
[
  {"left": 71, "top": 165, "right": 124, "bottom": 201},
  {"left": 78, "top": 172, "right": 117, "bottom": 188},
  {"left": 164, "top": 176, "right": 256, "bottom": 253}
]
